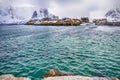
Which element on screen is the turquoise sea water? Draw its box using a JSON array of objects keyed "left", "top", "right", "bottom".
[{"left": 0, "top": 25, "right": 120, "bottom": 80}]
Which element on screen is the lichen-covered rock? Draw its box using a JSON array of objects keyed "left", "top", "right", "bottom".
[{"left": 0, "top": 74, "right": 30, "bottom": 80}]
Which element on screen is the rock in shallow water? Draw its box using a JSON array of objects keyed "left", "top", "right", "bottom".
[
  {"left": 44, "top": 69, "right": 63, "bottom": 77},
  {"left": 44, "top": 69, "right": 77, "bottom": 77},
  {"left": 0, "top": 74, "right": 30, "bottom": 80},
  {"left": 43, "top": 69, "right": 119, "bottom": 80},
  {"left": 44, "top": 76, "right": 119, "bottom": 80}
]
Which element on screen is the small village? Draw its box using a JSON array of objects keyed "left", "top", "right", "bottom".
[
  {"left": 25, "top": 17, "right": 90, "bottom": 26},
  {"left": 25, "top": 16, "right": 120, "bottom": 26}
]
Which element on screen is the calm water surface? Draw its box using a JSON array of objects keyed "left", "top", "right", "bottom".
[{"left": 0, "top": 25, "right": 120, "bottom": 80}]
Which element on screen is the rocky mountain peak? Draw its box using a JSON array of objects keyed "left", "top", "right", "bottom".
[
  {"left": 105, "top": 8, "right": 120, "bottom": 22},
  {"left": 32, "top": 10, "right": 38, "bottom": 18}
]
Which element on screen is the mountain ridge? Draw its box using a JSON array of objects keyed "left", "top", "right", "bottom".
[
  {"left": 105, "top": 8, "right": 120, "bottom": 22},
  {"left": 0, "top": 6, "right": 58, "bottom": 24}
]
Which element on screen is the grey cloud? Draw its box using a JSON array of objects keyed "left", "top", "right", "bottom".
[{"left": 0, "top": 0, "right": 120, "bottom": 18}]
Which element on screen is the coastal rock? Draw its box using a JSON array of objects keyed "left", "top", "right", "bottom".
[
  {"left": 81, "top": 17, "right": 89, "bottom": 23},
  {"left": 25, "top": 19, "right": 82, "bottom": 26},
  {"left": 44, "top": 69, "right": 79, "bottom": 78},
  {"left": 0, "top": 74, "right": 30, "bottom": 80},
  {"left": 44, "top": 69, "right": 119, "bottom": 80},
  {"left": 44, "top": 69, "right": 63, "bottom": 77},
  {"left": 44, "top": 76, "right": 118, "bottom": 80}
]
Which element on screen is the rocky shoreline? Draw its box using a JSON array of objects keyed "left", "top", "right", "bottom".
[
  {"left": 93, "top": 19, "right": 120, "bottom": 26},
  {"left": 0, "top": 74, "right": 30, "bottom": 80},
  {"left": 25, "top": 19, "right": 82, "bottom": 26},
  {"left": 0, "top": 69, "right": 119, "bottom": 80}
]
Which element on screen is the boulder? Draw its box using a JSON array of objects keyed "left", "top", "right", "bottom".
[
  {"left": 44, "top": 69, "right": 78, "bottom": 78},
  {"left": 0, "top": 74, "right": 30, "bottom": 80},
  {"left": 44, "top": 69, "right": 63, "bottom": 77}
]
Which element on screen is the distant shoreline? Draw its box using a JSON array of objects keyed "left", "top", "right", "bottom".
[{"left": 0, "top": 22, "right": 120, "bottom": 26}]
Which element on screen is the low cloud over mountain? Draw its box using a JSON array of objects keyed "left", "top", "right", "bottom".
[{"left": 0, "top": 0, "right": 120, "bottom": 18}]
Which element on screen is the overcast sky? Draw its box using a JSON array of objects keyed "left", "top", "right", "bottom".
[{"left": 0, "top": 0, "right": 120, "bottom": 19}]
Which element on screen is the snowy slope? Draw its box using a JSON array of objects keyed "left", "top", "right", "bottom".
[
  {"left": 105, "top": 8, "right": 120, "bottom": 22},
  {"left": 0, "top": 6, "right": 37, "bottom": 24},
  {"left": 0, "top": 6, "right": 25, "bottom": 24}
]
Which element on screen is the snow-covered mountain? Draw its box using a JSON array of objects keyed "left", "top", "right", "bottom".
[
  {"left": 105, "top": 8, "right": 120, "bottom": 22},
  {"left": 0, "top": 6, "right": 58, "bottom": 24},
  {"left": 0, "top": 6, "right": 32, "bottom": 24},
  {"left": 31, "top": 8, "right": 58, "bottom": 20}
]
